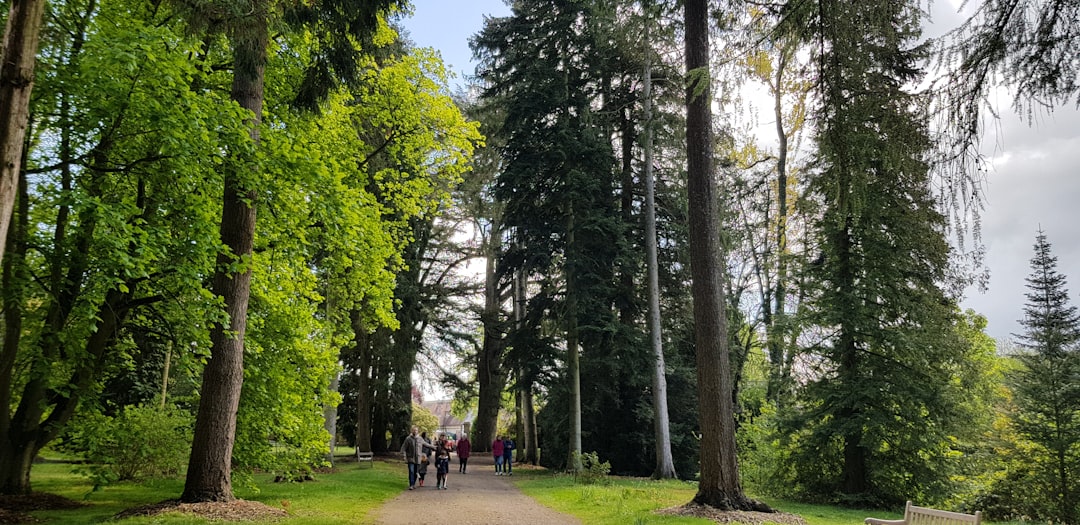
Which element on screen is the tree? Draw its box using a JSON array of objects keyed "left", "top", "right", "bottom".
[
  {"left": 473, "top": 0, "right": 625, "bottom": 472},
  {"left": 642, "top": 22, "right": 676, "bottom": 481},
  {"left": 181, "top": 0, "right": 405, "bottom": 502},
  {"left": 0, "top": 0, "right": 47, "bottom": 268},
  {"left": 683, "top": 0, "right": 767, "bottom": 510},
  {"left": 1011, "top": 231, "right": 1080, "bottom": 524},
  {"left": 0, "top": 0, "right": 243, "bottom": 493},
  {"left": 785, "top": 0, "right": 974, "bottom": 506}
]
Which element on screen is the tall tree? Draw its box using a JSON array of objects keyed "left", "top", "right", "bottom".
[
  {"left": 683, "top": 0, "right": 766, "bottom": 510},
  {"left": 0, "top": 0, "right": 240, "bottom": 493},
  {"left": 1011, "top": 231, "right": 1080, "bottom": 524},
  {"left": 0, "top": 0, "right": 47, "bottom": 267},
  {"left": 181, "top": 0, "right": 404, "bottom": 502},
  {"left": 786, "top": 0, "right": 973, "bottom": 505},
  {"left": 641, "top": 4, "right": 675, "bottom": 478}
]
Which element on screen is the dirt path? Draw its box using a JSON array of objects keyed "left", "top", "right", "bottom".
[{"left": 371, "top": 454, "right": 580, "bottom": 525}]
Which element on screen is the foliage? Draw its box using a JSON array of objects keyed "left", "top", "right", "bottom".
[
  {"left": 1000, "top": 232, "right": 1080, "bottom": 523},
  {"left": 411, "top": 403, "right": 439, "bottom": 437},
  {"left": 60, "top": 404, "right": 193, "bottom": 487},
  {"left": 569, "top": 451, "right": 611, "bottom": 485},
  {"left": 781, "top": 0, "right": 985, "bottom": 507}
]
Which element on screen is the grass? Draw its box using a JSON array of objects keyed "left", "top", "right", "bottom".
[
  {"left": 510, "top": 466, "right": 906, "bottom": 525},
  {"left": 23, "top": 455, "right": 403, "bottom": 524},
  {"left": 510, "top": 467, "right": 713, "bottom": 524}
]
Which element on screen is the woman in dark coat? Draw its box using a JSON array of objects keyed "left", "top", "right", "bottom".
[{"left": 456, "top": 434, "right": 472, "bottom": 473}]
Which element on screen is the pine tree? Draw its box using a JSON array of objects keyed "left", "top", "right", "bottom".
[{"left": 1012, "top": 231, "right": 1080, "bottom": 524}]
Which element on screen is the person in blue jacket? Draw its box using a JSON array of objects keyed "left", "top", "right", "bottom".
[{"left": 501, "top": 436, "right": 515, "bottom": 476}]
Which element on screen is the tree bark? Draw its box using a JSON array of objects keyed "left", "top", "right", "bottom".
[
  {"left": 685, "top": 0, "right": 768, "bottom": 510},
  {"left": 643, "top": 53, "right": 676, "bottom": 480},
  {"left": 351, "top": 310, "right": 374, "bottom": 453},
  {"left": 0, "top": 0, "right": 46, "bottom": 268},
  {"left": 565, "top": 206, "right": 582, "bottom": 471},
  {"left": 475, "top": 227, "right": 505, "bottom": 453},
  {"left": 182, "top": 17, "right": 266, "bottom": 503}
]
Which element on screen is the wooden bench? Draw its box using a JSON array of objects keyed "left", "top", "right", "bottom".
[
  {"left": 867, "top": 501, "right": 981, "bottom": 525},
  {"left": 356, "top": 450, "right": 374, "bottom": 468}
]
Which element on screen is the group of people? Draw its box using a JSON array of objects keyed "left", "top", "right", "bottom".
[
  {"left": 400, "top": 426, "right": 455, "bottom": 490},
  {"left": 399, "top": 426, "right": 517, "bottom": 490},
  {"left": 492, "top": 434, "right": 514, "bottom": 475}
]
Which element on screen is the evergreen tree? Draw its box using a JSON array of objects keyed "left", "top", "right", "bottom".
[
  {"left": 789, "top": 0, "right": 969, "bottom": 506},
  {"left": 1011, "top": 231, "right": 1080, "bottom": 524}
]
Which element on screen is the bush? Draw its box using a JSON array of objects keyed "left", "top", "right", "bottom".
[
  {"left": 571, "top": 451, "right": 611, "bottom": 485},
  {"left": 63, "top": 403, "right": 193, "bottom": 487}
]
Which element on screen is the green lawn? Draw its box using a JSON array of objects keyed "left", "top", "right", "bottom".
[
  {"left": 509, "top": 466, "right": 891, "bottom": 525},
  {"left": 23, "top": 456, "right": 403, "bottom": 524}
]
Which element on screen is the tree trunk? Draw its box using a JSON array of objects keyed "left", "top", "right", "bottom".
[
  {"left": 352, "top": 310, "right": 374, "bottom": 453},
  {"left": 513, "top": 264, "right": 539, "bottom": 465},
  {"left": 475, "top": 229, "right": 505, "bottom": 453},
  {"left": 182, "top": 17, "right": 266, "bottom": 503},
  {"left": 324, "top": 371, "right": 340, "bottom": 465},
  {"left": 522, "top": 380, "right": 539, "bottom": 465},
  {"left": 643, "top": 54, "right": 676, "bottom": 480},
  {"left": 565, "top": 206, "right": 582, "bottom": 471},
  {"left": 0, "top": 168, "right": 28, "bottom": 495},
  {"left": 0, "top": 0, "right": 46, "bottom": 267},
  {"left": 684, "top": 0, "right": 768, "bottom": 510},
  {"left": 766, "top": 45, "right": 793, "bottom": 406}
]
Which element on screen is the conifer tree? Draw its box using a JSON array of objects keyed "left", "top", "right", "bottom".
[
  {"left": 1012, "top": 231, "right": 1080, "bottom": 524},
  {"left": 789, "top": 0, "right": 970, "bottom": 505}
]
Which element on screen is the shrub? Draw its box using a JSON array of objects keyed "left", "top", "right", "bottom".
[
  {"left": 571, "top": 451, "right": 611, "bottom": 485},
  {"left": 63, "top": 403, "right": 193, "bottom": 487}
]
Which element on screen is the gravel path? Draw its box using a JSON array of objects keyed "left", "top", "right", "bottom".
[{"left": 372, "top": 454, "right": 580, "bottom": 525}]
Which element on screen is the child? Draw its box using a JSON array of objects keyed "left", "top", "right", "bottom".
[
  {"left": 435, "top": 433, "right": 452, "bottom": 489},
  {"left": 418, "top": 453, "right": 429, "bottom": 487}
]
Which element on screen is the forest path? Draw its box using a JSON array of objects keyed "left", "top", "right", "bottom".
[{"left": 371, "top": 454, "right": 580, "bottom": 525}]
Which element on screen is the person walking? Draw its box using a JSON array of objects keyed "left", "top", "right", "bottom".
[
  {"left": 434, "top": 433, "right": 452, "bottom": 489},
  {"left": 502, "top": 436, "right": 515, "bottom": 476},
  {"left": 492, "top": 435, "right": 505, "bottom": 475},
  {"left": 399, "top": 426, "right": 433, "bottom": 490},
  {"left": 456, "top": 434, "right": 472, "bottom": 474}
]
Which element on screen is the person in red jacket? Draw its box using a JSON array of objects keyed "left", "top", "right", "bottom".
[
  {"left": 492, "top": 435, "right": 505, "bottom": 475},
  {"left": 456, "top": 434, "right": 472, "bottom": 474}
]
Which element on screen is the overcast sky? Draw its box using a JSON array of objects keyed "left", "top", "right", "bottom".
[{"left": 399, "top": 0, "right": 1080, "bottom": 345}]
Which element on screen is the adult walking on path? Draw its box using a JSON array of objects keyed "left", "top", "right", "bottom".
[
  {"left": 491, "top": 436, "right": 505, "bottom": 475},
  {"left": 372, "top": 455, "right": 580, "bottom": 525},
  {"left": 456, "top": 434, "right": 471, "bottom": 473}
]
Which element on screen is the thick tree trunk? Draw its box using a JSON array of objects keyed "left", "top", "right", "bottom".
[
  {"left": 0, "top": 169, "right": 28, "bottom": 495},
  {"left": 685, "top": 0, "right": 768, "bottom": 510},
  {"left": 0, "top": 0, "right": 46, "bottom": 267},
  {"left": 475, "top": 231, "right": 505, "bottom": 453},
  {"left": 182, "top": 18, "right": 266, "bottom": 503}
]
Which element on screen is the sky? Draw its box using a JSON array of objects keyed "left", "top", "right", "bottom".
[{"left": 398, "top": 1, "right": 1080, "bottom": 345}]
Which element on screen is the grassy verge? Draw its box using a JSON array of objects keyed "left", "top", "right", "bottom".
[
  {"left": 25, "top": 456, "right": 403, "bottom": 524},
  {"left": 510, "top": 466, "right": 900, "bottom": 525},
  {"left": 510, "top": 466, "right": 713, "bottom": 525}
]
